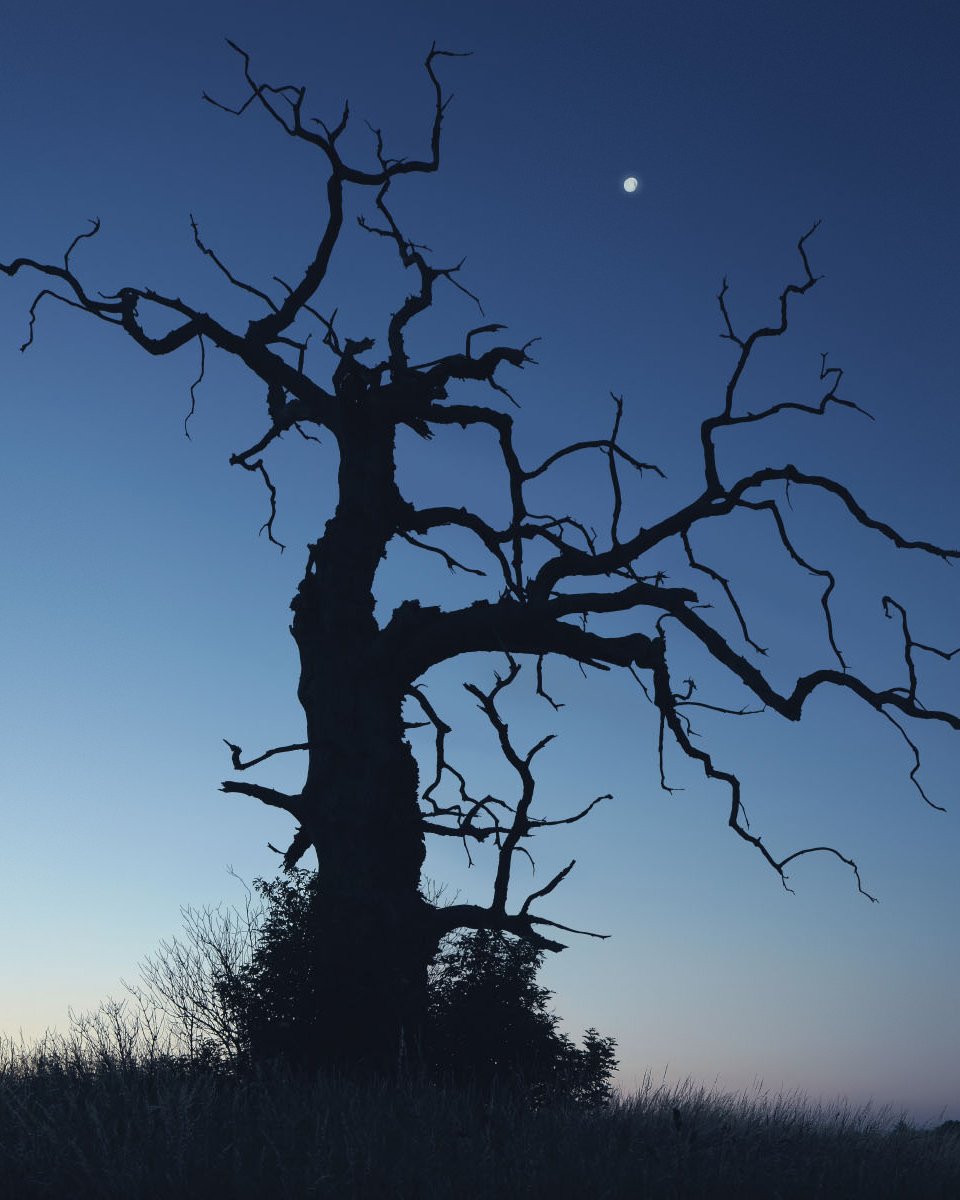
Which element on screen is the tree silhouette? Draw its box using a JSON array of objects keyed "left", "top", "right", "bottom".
[{"left": 4, "top": 44, "right": 959, "bottom": 1075}]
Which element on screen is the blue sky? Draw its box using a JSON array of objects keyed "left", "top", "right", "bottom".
[{"left": 1, "top": 0, "right": 958, "bottom": 1124}]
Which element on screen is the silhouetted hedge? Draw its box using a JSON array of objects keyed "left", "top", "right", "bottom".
[{"left": 213, "top": 870, "right": 617, "bottom": 1104}]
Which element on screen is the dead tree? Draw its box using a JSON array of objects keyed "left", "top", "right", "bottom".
[{"left": 4, "top": 44, "right": 959, "bottom": 1074}]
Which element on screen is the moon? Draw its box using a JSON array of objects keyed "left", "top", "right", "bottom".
[{"left": 623, "top": 176, "right": 640, "bottom": 194}]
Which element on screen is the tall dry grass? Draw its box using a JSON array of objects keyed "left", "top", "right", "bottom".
[{"left": 1, "top": 1012, "right": 957, "bottom": 1198}]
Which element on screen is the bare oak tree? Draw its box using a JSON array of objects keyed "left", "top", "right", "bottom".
[{"left": 4, "top": 45, "right": 959, "bottom": 1073}]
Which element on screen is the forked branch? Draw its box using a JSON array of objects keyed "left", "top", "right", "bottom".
[{"left": 415, "top": 657, "right": 613, "bottom": 946}]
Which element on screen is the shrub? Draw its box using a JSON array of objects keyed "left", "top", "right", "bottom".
[
  {"left": 145, "top": 869, "right": 618, "bottom": 1105},
  {"left": 427, "top": 925, "right": 618, "bottom": 1107}
]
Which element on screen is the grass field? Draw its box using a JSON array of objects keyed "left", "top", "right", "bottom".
[{"left": 2, "top": 1024, "right": 958, "bottom": 1199}]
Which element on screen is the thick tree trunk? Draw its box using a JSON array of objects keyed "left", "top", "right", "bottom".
[{"left": 283, "top": 413, "right": 436, "bottom": 1074}]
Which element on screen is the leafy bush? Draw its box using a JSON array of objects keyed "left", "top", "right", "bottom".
[
  {"left": 212, "top": 872, "right": 324, "bottom": 1068},
  {"left": 427, "top": 925, "right": 618, "bottom": 1106},
  {"left": 151, "top": 869, "right": 617, "bottom": 1105}
]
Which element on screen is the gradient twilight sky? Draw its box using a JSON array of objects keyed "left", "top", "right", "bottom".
[{"left": 2, "top": 0, "right": 959, "bottom": 1124}]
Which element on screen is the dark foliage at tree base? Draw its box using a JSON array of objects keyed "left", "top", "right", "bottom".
[
  {"left": 215, "top": 870, "right": 617, "bottom": 1106},
  {"left": 427, "top": 926, "right": 617, "bottom": 1107}
]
